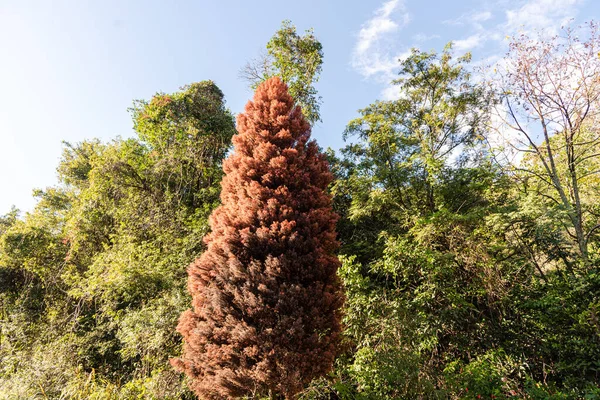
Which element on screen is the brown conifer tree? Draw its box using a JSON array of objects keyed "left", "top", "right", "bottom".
[{"left": 172, "top": 77, "right": 344, "bottom": 399}]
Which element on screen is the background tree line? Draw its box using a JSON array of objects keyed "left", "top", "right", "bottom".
[{"left": 1, "top": 20, "right": 600, "bottom": 399}]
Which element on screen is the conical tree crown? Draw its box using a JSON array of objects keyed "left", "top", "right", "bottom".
[{"left": 173, "top": 77, "right": 344, "bottom": 399}]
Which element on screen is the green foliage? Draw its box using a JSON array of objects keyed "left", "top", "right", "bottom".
[
  {"left": 241, "top": 20, "right": 324, "bottom": 124},
  {"left": 341, "top": 45, "right": 491, "bottom": 240},
  {"left": 267, "top": 20, "right": 323, "bottom": 124},
  {"left": 324, "top": 42, "right": 600, "bottom": 399},
  {"left": 514, "top": 128, "right": 600, "bottom": 271},
  {"left": 3, "top": 24, "right": 600, "bottom": 399},
  {"left": 0, "top": 81, "right": 234, "bottom": 399}
]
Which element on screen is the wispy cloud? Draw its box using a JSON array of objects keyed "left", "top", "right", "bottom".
[
  {"left": 351, "top": 0, "right": 412, "bottom": 98},
  {"left": 487, "top": 0, "right": 583, "bottom": 165},
  {"left": 444, "top": 9, "right": 494, "bottom": 51},
  {"left": 504, "top": 0, "right": 583, "bottom": 35},
  {"left": 453, "top": 33, "right": 485, "bottom": 52},
  {"left": 354, "top": 0, "right": 409, "bottom": 57},
  {"left": 445, "top": 10, "right": 493, "bottom": 28},
  {"left": 472, "top": 11, "right": 493, "bottom": 22},
  {"left": 351, "top": 0, "right": 585, "bottom": 103},
  {"left": 449, "top": 0, "right": 583, "bottom": 57},
  {"left": 412, "top": 33, "right": 441, "bottom": 42}
]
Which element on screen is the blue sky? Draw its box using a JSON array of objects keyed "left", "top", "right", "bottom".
[{"left": 1, "top": 0, "right": 598, "bottom": 212}]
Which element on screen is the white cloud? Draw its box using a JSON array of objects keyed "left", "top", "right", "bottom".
[
  {"left": 504, "top": 0, "right": 582, "bottom": 35},
  {"left": 354, "top": 0, "right": 409, "bottom": 56},
  {"left": 486, "top": 103, "right": 529, "bottom": 166},
  {"left": 447, "top": 0, "right": 583, "bottom": 58},
  {"left": 444, "top": 10, "right": 493, "bottom": 28},
  {"left": 350, "top": 0, "right": 585, "bottom": 104},
  {"left": 351, "top": 0, "right": 412, "bottom": 96},
  {"left": 352, "top": 0, "right": 411, "bottom": 77},
  {"left": 472, "top": 11, "right": 493, "bottom": 22},
  {"left": 482, "top": 0, "right": 584, "bottom": 166},
  {"left": 380, "top": 84, "right": 404, "bottom": 101},
  {"left": 453, "top": 33, "right": 485, "bottom": 52},
  {"left": 413, "top": 33, "right": 441, "bottom": 42}
]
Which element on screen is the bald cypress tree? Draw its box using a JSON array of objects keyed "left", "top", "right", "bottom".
[{"left": 172, "top": 77, "right": 344, "bottom": 399}]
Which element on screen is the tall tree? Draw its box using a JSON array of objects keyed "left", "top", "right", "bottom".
[
  {"left": 341, "top": 45, "right": 489, "bottom": 232},
  {"left": 331, "top": 46, "right": 512, "bottom": 398},
  {"left": 0, "top": 81, "right": 235, "bottom": 399},
  {"left": 131, "top": 81, "right": 236, "bottom": 209},
  {"left": 491, "top": 22, "right": 600, "bottom": 269},
  {"left": 172, "top": 77, "right": 343, "bottom": 399},
  {"left": 240, "top": 20, "right": 324, "bottom": 124}
]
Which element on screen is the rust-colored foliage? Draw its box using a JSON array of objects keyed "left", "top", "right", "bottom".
[{"left": 172, "top": 77, "right": 344, "bottom": 399}]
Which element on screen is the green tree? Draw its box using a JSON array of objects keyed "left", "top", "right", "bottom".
[
  {"left": 0, "top": 81, "right": 235, "bottom": 399},
  {"left": 333, "top": 45, "right": 491, "bottom": 266},
  {"left": 330, "top": 46, "right": 522, "bottom": 398},
  {"left": 240, "top": 20, "right": 324, "bottom": 124}
]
